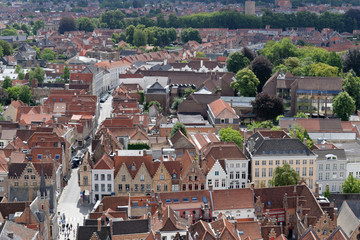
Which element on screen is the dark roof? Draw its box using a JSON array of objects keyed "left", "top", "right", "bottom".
[
  {"left": 112, "top": 219, "right": 150, "bottom": 235},
  {"left": 77, "top": 226, "right": 111, "bottom": 240},
  {"left": 313, "top": 149, "right": 347, "bottom": 161},
  {"left": 343, "top": 201, "right": 360, "bottom": 219},
  {"left": 8, "top": 163, "right": 27, "bottom": 177},
  {"left": 0, "top": 202, "right": 29, "bottom": 219},
  {"left": 329, "top": 193, "right": 360, "bottom": 209}
]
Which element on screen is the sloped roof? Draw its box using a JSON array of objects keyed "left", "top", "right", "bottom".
[
  {"left": 112, "top": 219, "right": 150, "bottom": 236},
  {"left": 94, "top": 153, "right": 114, "bottom": 170},
  {"left": 212, "top": 188, "right": 254, "bottom": 210},
  {"left": 208, "top": 98, "right": 237, "bottom": 118}
]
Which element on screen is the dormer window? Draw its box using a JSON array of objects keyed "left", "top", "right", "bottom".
[
  {"left": 172, "top": 173, "right": 177, "bottom": 179},
  {"left": 131, "top": 162, "right": 136, "bottom": 170}
]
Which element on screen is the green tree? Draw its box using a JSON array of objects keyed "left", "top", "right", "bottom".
[
  {"left": 343, "top": 72, "right": 360, "bottom": 109},
  {"left": 18, "top": 85, "right": 32, "bottom": 105},
  {"left": 147, "top": 100, "right": 162, "bottom": 112},
  {"left": 308, "top": 63, "right": 338, "bottom": 77},
  {"left": 61, "top": 64, "right": 70, "bottom": 83},
  {"left": 1, "top": 28, "right": 18, "bottom": 36},
  {"left": 249, "top": 55, "right": 273, "bottom": 92},
  {"left": 343, "top": 46, "right": 360, "bottom": 76},
  {"left": 6, "top": 86, "right": 20, "bottom": 102},
  {"left": 125, "top": 25, "right": 136, "bottom": 44},
  {"left": 284, "top": 57, "right": 300, "bottom": 70},
  {"left": 247, "top": 120, "right": 274, "bottom": 131},
  {"left": 270, "top": 163, "right": 300, "bottom": 187},
  {"left": 196, "top": 52, "right": 206, "bottom": 58},
  {"left": 219, "top": 127, "right": 243, "bottom": 148},
  {"left": 170, "top": 122, "right": 188, "bottom": 138},
  {"left": 241, "top": 47, "right": 256, "bottom": 61},
  {"left": 18, "top": 72, "right": 25, "bottom": 80},
  {"left": 59, "top": 16, "right": 77, "bottom": 34},
  {"left": 15, "top": 65, "right": 21, "bottom": 74},
  {"left": 289, "top": 125, "right": 314, "bottom": 148},
  {"left": 2, "top": 76, "right": 12, "bottom": 89},
  {"left": 100, "top": 10, "right": 125, "bottom": 29},
  {"left": 327, "top": 51, "right": 343, "bottom": 70},
  {"left": 0, "top": 40, "right": 13, "bottom": 56},
  {"left": 342, "top": 174, "right": 360, "bottom": 193},
  {"left": 295, "top": 112, "right": 309, "bottom": 118},
  {"left": 32, "top": 20, "right": 44, "bottom": 35},
  {"left": 333, "top": 91, "right": 356, "bottom": 121},
  {"left": 231, "top": 68, "right": 259, "bottom": 97},
  {"left": 77, "top": 17, "right": 96, "bottom": 32},
  {"left": 260, "top": 38, "right": 298, "bottom": 66},
  {"left": 183, "top": 86, "right": 195, "bottom": 98},
  {"left": 133, "top": 29, "right": 147, "bottom": 47},
  {"left": 171, "top": 97, "right": 183, "bottom": 110},
  {"left": 180, "top": 28, "right": 201, "bottom": 43},
  {"left": 226, "top": 52, "right": 250, "bottom": 74},
  {"left": 167, "top": 28, "right": 177, "bottom": 42},
  {"left": 40, "top": 48, "right": 56, "bottom": 60},
  {"left": 251, "top": 93, "right": 284, "bottom": 121},
  {"left": 28, "top": 67, "right": 45, "bottom": 83}
]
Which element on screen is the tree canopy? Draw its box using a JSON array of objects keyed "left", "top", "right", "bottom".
[
  {"left": 40, "top": 48, "right": 56, "bottom": 60},
  {"left": 226, "top": 52, "right": 250, "bottom": 74},
  {"left": 219, "top": 127, "right": 243, "bottom": 148},
  {"left": 343, "top": 72, "right": 360, "bottom": 109},
  {"left": 342, "top": 174, "right": 360, "bottom": 193},
  {"left": 2, "top": 76, "right": 12, "bottom": 89},
  {"left": 343, "top": 47, "right": 360, "bottom": 76},
  {"left": 289, "top": 125, "right": 314, "bottom": 148},
  {"left": 180, "top": 28, "right": 202, "bottom": 43},
  {"left": 59, "top": 16, "right": 77, "bottom": 34},
  {"left": 231, "top": 68, "right": 259, "bottom": 97},
  {"left": 28, "top": 67, "right": 45, "bottom": 83},
  {"left": 77, "top": 17, "right": 96, "bottom": 32},
  {"left": 333, "top": 91, "right": 356, "bottom": 121},
  {"left": 270, "top": 163, "right": 300, "bottom": 187},
  {"left": 251, "top": 93, "right": 284, "bottom": 121},
  {"left": 170, "top": 122, "right": 188, "bottom": 138},
  {"left": 249, "top": 55, "right": 273, "bottom": 92}
]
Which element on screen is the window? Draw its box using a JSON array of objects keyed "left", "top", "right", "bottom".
[
  {"left": 101, "top": 174, "right": 105, "bottom": 181},
  {"left": 141, "top": 184, "right": 145, "bottom": 191},
  {"left": 289, "top": 160, "right": 293, "bottom": 165},
  {"left": 27, "top": 168, "right": 32, "bottom": 173},
  {"left": 14, "top": 182, "right": 19, "bottom": 186},
  {"left": 118, "top": 184, "right": 122, "bottom": 192},
  {"left": 164, "top": 184, "right": 168, "bottom": 191},
  {"left": 83, "top": 176, "right": 88, "bottom": 185},
  {"left": 302, "top": 167, "right": 307, "bottom": 176},
  {"left": 0, "top": 177, "right": 3, "bottom": 183},
  {"left": 276, "top": 160, "right": 280, "bottom": 165},
  {"left": 255, "top": 168, "right": 259, "bottom": 178},
  {"left": 37, "top": 154, "right": 42, "bottom": 160},
  {"left": 242, "top": 163, "right": 246, "bottom": 168},
  {"left": 236, "top": 172, "right": 240, "bottom": 179},
  {"left": 333, "top": 164, "right": 337, "bottom": 170},
  {"left": 122, "top": 175, "right": 126, "bottom": 181},
  {"left": 157, "top": 184, "right": 161, "bottom": 191},
  {"left": 140, "top": 175, "right": 145, "bottom": 181},
  {"left": 262, "top": 161, "right": 266, "bottom": 166},
  {"left": 222, "top": 179, "right": 226, "bottom": 187},
  {"left": 326, "top": 164, "right": 330, "bottom": 170},
  {"left": 107, "top": 174, "right": 111, "bottom": 181},
  {"left": 135, "top": 184, "right": 139, "bottom": 191},
  {"left": 83, "top": 166, "right": 87, "bottom": 171},
  {"left": 229, "top": 182, "right": 234, "bottom": 189},
  {"left": 55, "top": 154, "right": 60, "bottom": 160},
  {"left": 262, "top": 168, "right": 266, "bottom": 177},
  {"left": 215, "top": 179, "right": 219, "bottom": 187},
  {"left": 24, "top": 175, "right": 29, "bottom": 179},
  {"left": 107, "top": 184, "right": 111, "bottom": 192},
  {"left": 309, "top": 167, "right": 313, "bottom": 176},
  {"left": 333, "top": 172, "right": 337, "bottom": 179},
  {"left": 101, "top": 184, "right": 105, "bottom": 192},
  {"left": 31, "top": 175, "right": 35, "bottom": 180},
  {"left": 215, "top": 171, "right": 219, "bottom": 176},
  {"left": 269, "top": 168, "right": 273, "bottom": 177},
  {"left": 33, "top": 182, "right": 37, "bottom": 186},
  {"left": 340, "top": 172, "right": 344, "bottom": 178},
  {"left": 230, "top": 163, "right": 234, "bottom": 168},
  {"left": 303, "top": 160, "right": 307, "bottom": 164},
  {"left": 188, "top": 176, "right": 192, "bottom": 181},
  {"left": 310, "top": 160, "right": 314, "bottom": 165},
  {"left": 24, "top": 182, "right": 28, "bottom": 186},
  {"left": 160, "top": 174, "right": 164, "bottom": 180},
  {"left": 309, "top": 179, "right": 313, "bottom": 189},
  {"left": 319, "top": 173, "right": 323, "bottom": 180},
  {"left": 255, "top": 161, "right": 259, "bottom": 166},
  {"left": 95, "top": 184, "right": 99, "bottom": 191},
  {"left": 236, "top": 163, "right": 240, "bottom": 168},
  {"left": 230, "top": 172, "right": 234, "bottom": 179},
  {"left": 332, "top": 185, "right": 336, "bottom": 192},
  {"left": 242, "top": 172, "right": 246, "bottom": 179},
  {"left": 125, "top": 184, "right": 130, "bottom": 191},
  {"left": 319, "top": 164, "right": 323, "bottom": 170},
  {"left": 326, "top": 172, "right": 330, "bottom": 180},
  {"left": 94, "top": 174, "right": 99, "bottom": 181},
  {"left": 340, "top": 164, "right": 345, "bottom": 170},
  {"left": 208, "top": 179, "right": 212, "bottom": 186},
  {"left": 236, "top": 182, "right": 240, "bottom": 189},
  {"left": 296, "top": 160, "right": 300, "bottom": 165},
  {"left": 296, "top": 168, "right": 300, "bottom": 175},
  {"left": 147, "top": 184, "right": 151, "bottom": 191},
  {"left": 0, "top": 187, "right": 4, "bottom": 192},
  {"left": 282, "top": 160, "right": 286, "bottom": 165},
  {"left": 269, "top": 160, "right": 273, "bottom": 165}
]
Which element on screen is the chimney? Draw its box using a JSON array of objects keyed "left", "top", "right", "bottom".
[
  {"left": 250, "top": 137, "right": 254, "bottom": 152},
  {"left": 230, "top": 99, "right": 233, "bottom": 108},
  {"left": 158, "top": 201, "right": 163, "bottom": 219},
  {"left": 97, "top": 218, "right": 101, "bottom": 232},
  {"left": 303, "top": 138, "right": 307, "bottom": 146},
  {"left": 208, "top": 184, "right": 213, "bottom": 192},
  {"left": 315, "top": 182, "right": 319, "bottom": 198},
  {"left": 200, "top": 60, "right": 203, "bottom": 67}
]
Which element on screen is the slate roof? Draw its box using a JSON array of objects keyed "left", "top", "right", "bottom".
[
  {"left": 76, "top": 226, "right": 111, "bottom": 240},
  {"left": 0, "top": 220, "right": 38, "bottom": 240},
  {"left": 8, "top": 163, "right": 27, "bottom": 177},
  {"left": 112, "top": 219, "right": 150, "bottom": 235},
  {"left": 313, "top": 149, "right": 347, "bottom": 160}
]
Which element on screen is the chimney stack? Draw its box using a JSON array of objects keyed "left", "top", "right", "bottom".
[
  {"left": 250, "top": 137, "right": 254, "bottom": 152},
  {"left": 315, "top": 182, "right": 319, "bottom": 198},
  {"left": 333, "top": 208, "right": 338, "bottom": 226},
  {"left": 97, "top": 218, "right": 101, "bottom": 232},
  {"left": 303, "top": 138, "right": 307, "bottom": 146}
]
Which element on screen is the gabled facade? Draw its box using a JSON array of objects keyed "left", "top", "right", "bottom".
[{"left": 207, "top": 98, "right": 239, "bottom": 133}]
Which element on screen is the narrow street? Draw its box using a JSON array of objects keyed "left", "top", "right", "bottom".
[{"left": 57, "top": 94, "right": 113, "bottom": 239}]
